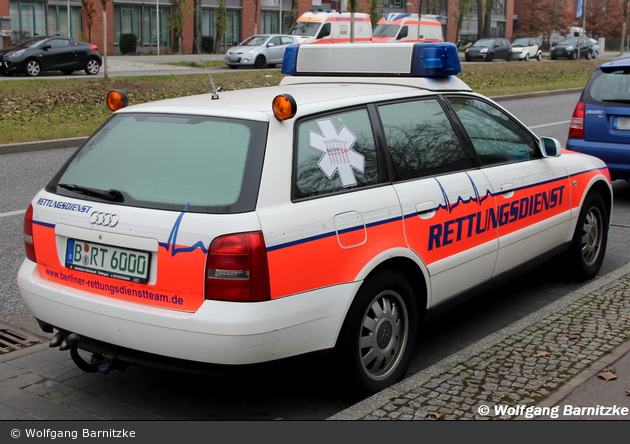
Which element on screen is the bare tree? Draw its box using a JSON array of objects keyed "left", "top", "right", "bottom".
[
  {"left": 80, "top": 0, "right": 97, "bottom": 42},
  {"left": 99, "top": 0, "right": 109, "bottom": 80},
  {"left": 453, "top": 0, "right": 475, "bottom": 44},
  {"left": 193, "top": 0, "right": 201, "bottom": 54}
]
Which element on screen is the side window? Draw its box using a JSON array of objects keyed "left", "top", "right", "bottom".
[
  {"left": 269, "top": 36, "right": 281, "bottom": 46},
  {"left": 280, "top": 37, "right": 294, "bottom": 45},
  {"left": 398, "top": 26, "right": 408, "bottom": 39},
  {"left": 50, "top": 39, "right": 69, "bottom": 48},
  {"left": 447, "top": 97, "right": 540, "bottom": 166},
  {"left": 317, "top": 23, "right": 331, "bottom": 39},
  {"left": 378, "top": 98, "right": 470, "bottom": 181},
  {"left": 294, "top": 108, "right": 379, "bottom": 199}
]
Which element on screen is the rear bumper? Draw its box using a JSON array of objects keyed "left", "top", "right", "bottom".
[
  {"left": 18, "top": 259, "right": 356, "bottom": 366},
  {"left": 567, "top": 138, "right": 630, "bottom": 180}
]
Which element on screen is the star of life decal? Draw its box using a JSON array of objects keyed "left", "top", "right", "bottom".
[{"left": 308, "top": 119, "right": 365, "bottom": 187}]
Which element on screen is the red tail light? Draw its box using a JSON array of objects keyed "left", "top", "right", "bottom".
[
  {"left": 569, "top": 101, "right": 585, "bottom": 139},
  {"left": 24, "top": 204, "right": 37, "bottom": 262},
  {"left": 205, "top": 232, "right": 271, "bottom": 302},
  {"left": 90, "top": 45, "right": 98, "bottom": 51}
]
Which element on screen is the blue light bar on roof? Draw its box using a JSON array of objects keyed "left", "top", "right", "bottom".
[{"left": 281, "top": 42, "right": 461, "bottom": 78}]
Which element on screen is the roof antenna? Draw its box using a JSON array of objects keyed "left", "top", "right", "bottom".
[{"left": 193, "top": 38, "right": 220, "bottom": 100}]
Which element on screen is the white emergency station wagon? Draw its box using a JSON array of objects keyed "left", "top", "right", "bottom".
[{"left": 18, "top": 43, "right": 612, "bottom": 396}]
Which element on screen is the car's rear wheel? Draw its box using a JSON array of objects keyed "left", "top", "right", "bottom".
[
  {"left": 335, "top": 270, "right": 418, "bottom": 397},
  {"left": 24, "top": 59, "right": 41, "bottom": 77},
  {"left": 537, "top": 52, "right": 543, "bottom": 61},
  {"left": 254, "top": 55, "right": 266, "bottom": 69},
  {"left": 84, "top": 58, "right": 100, "bottom": 75},
  {"left": 567, "top": 192, "right": 608, "bottom": 281}
]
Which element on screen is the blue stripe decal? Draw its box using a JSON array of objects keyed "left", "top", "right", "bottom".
[
  {"left": 33, "top": 220, "right": 55, "bottom": 229},
  {"left": 266, "top": 168, "right": 607, "bottom": 253}
]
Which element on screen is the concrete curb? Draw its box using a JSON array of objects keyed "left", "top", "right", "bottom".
[
  {"left": 0, "top": 137, "right": 88, "bottom": 155},
  {"left": 328, "top": 262, "right": 630, "bottom": 420}
]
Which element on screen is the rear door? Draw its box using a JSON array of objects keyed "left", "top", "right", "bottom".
[{"left": 377, "top": 97, "right": 498, "bottom": 306}]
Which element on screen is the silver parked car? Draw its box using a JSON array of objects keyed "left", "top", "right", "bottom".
[{"left": 225, "top": 34, "right": 300, "bottom": 69}]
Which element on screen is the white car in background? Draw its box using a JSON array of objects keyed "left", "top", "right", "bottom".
[
  {"left": 225, "top": 34, "right": 299, "bottom": 69},
  {"left": 510, "top": 37, "right": 543, "bottom": 61},
  {"left": 589, "top": 38, "right": 601, "bottom": 58}
]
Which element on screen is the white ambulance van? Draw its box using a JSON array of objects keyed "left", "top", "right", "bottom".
[
  {"left": 287, "top": 9, "right": 372, "bottom": 44},
  {"left": 372, "top": 13, "right": 443, "bottom": 43},
  {"left": 18, "top": 42, "right": 612, "bottom": 397}
]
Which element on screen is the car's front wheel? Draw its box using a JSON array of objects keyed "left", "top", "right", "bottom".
[
  {"left": 335, "top": 270, "right": 418, "bottom": 397},
  {"left": 254, "top": 55, "right": 266, "bottom": 69},
  {"left": 524, "top": 53, "right": 530, "bottom": 61},
  {"left": 567, "top": 192, "right": 608, "bottom": 281},
  {"left": 24, "top": 59, "right": 41, "bottom": 77},
  {"left": 486, "top": 52, "right": 494, "bottom": 62},
  {"left": 84, "top": 58, "right": 100, "bottom": 75}
]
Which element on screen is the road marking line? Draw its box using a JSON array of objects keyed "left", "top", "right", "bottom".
[
  {"left": 0, "top": 209, "right": 26, "bottom": 218},
  {"left": 530, "top": 120, "right": 571, "bottom": 129}
]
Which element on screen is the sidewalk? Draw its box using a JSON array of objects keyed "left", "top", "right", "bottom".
[{"left": 330, "top": 263, "right": 630, "bottom": 420}]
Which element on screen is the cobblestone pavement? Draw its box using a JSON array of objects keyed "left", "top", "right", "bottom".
[{"left": 331, "top": 264, "right": 630, "bottom": 420}]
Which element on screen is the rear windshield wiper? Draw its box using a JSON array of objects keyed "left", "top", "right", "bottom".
[{"left": 57, "top": 183, "right": 124, "bottom": 202}]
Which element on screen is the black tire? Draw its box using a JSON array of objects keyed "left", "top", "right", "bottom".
[
  {"left": 567, "top": 192, "right": 608, "bottom": 281},
  {"left": 465, "top": 55, "right": 471, "bottom": 62},
  {"left": 486, "top": 52, "right": 494, "bottom": 62},
  {"left": 62, "top": 70, "right": 74, "bottom": 75},
  {"left": 24, "top": 59, "right": 41, "bottom": 77},
  {"left": 254, "top": 55, "right": 266, "bottom": 69},
  {"left": 551, "top": 54, "right": 557, "bottom": 60},
  {"left": 524, "top": 53, "right": 530, "bottom": 61},
  {"left": 537, "top": 52, "right": 543, "bottom": 61},
  {"left": 586, "top": 50, "right": 592, "bottom": 60},
  {"left": 84, "top": 58, "right": 100, "bottom": 75},
  {"left": 335, "top": 270, "right": 418, "bottom": 397}
]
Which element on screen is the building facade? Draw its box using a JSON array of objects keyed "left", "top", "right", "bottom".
[{"left": 2, "top": 0, "right": 515, "bottom": 54}]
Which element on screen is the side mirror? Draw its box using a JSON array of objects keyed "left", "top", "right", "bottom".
[
  {"left": 267, "top": 43, "right": 275, "bottom": 47},
  {"left": 42, "top": 44, "right": 51, "bottom": 51},
  {"left": 541, "top": 137, "right": 562, "bottom": 157}
]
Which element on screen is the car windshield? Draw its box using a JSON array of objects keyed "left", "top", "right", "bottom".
[
  {"left": 52, "top": 113, "right": 268, "bottom": 214},
  {"left": 558, "top": 38, "right": 578, "bottom": 46},
  {"left": 240, "top": 36, "right": 269, "bottom": 46},
  {"left": 472, "top": 39, "right": 494, "bottom": 47},
  {"left": 372, "top": 24, "right": 398, "bottom": 37},
  {"left": 288, "top": 21, "right": 320, "bottom": 37},
  {"left": 16, "top": 37, "right": 49, "bottom": 48},
  {"left": 512, "top": 38, "right": 530, "bottom": 47}
]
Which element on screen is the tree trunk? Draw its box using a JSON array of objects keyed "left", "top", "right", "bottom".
[
  {"left": 193, "top": 0, "right": 202, "bottom": 54},
  {"left": 476, "top": 0, "right": 484, "bottom": 38}
]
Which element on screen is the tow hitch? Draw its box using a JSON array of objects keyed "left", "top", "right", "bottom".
[{"left": 50, "top": 331, "right": 129, "bottom": 375}]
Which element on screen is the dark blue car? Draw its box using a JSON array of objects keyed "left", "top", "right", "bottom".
[{"left": 567, "top": 56, "right": 630, "bottom": 180}]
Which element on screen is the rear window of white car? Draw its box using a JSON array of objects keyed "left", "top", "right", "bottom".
[{"left": 50, "top": 113, "right": 267, "bottom": 213}]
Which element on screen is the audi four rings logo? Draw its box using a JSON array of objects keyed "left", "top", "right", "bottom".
[{"left": 89, "top": 211, "right": 120, "bottom": 227}]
